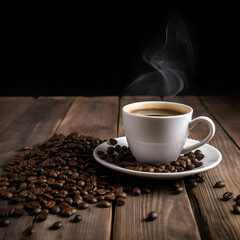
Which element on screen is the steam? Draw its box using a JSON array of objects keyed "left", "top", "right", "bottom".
[{"left": 123, "top": 15, "right": 194, "bottom": 98}]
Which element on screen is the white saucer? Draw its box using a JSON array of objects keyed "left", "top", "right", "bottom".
[{"left": 93, "top": 137, "right": 222, "bottom": 179}]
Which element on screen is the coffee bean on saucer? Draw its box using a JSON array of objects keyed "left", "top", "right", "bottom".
[
  {"left": 50, "top": 221, "right": 63, "bottom": 230},
  {"left": 222, "top": 191, "right": 233, "bottom": 201},
  {"left": 109, "top": 138, "right": 118, "bottom": 145},
  {"left": 214, "top": 181, "right": 225, "bottom": 188},
  {"left": 232, "top": 205, "right": 240, "bottom": 214},
  {"left": 147, "top": 211, "right": 158, "bottom": 221}
]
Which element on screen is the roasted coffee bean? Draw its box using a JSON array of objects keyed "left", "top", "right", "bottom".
[
  {"left": 236, "top": 200, "right": 240, "bottom": 206},
  {"left": 86, "top": 196, "right": 97, "bottom": 204},
  {"left": 50, "top": 221, "right": 63, "bottom": 230},
  {"left": 214, "top": 181, "right": 226, "bottom": 188},
  {"left": 97, "top": 200, "right": 111, "bottom": 208},
  {"left": 1, "top": 191, "right": 13, "bottom": 199},
  {"left": 232, "top": 205, "right": 240, "bottom": 214},
  {"left": 45, "top": 200, "right": 56, "bottom": 208},
  {"left": 36, "top": 211, "right": 48, "bottom": 222},
  {"left": 116, "top": 197, "right": 125, "bottom": 206},
  {"left": 222, "top": 192, "right": 233, "bottom": 201},
  {"left": 141, "top": 187, "right": 151, "bottom": 194},
  {"left": 115, "top": 192, "right": 127, "bottom": 198},
  {"left": 78, "top": 202, "right": 89, "bottom": 209},
  {"left": 133, "top": 187, "right": 141, "bottom": 196},
  {"left": 187, "top": 164, "right": 195, "bottom": 170},
  {"left": 194, "top": 162, "right": 203, "bottom": 167},
  {"left": 61, "top": 207, "right": 76, "bottom": 217},
  {"left": 72, "top": 214, "right": 82, "bottom": 222},
  {"left": 51, "top": 205, "right": 61, "bottom": 214},
  {"left": 65, "top": 197, "right": 73, "bottom": 205},
  {"left": 105, "top": 194, "right": 115, "bottom": 201},
  {"left": 26, "top": 225, "right": 36, "bottom": 235},
  {"left": 188, "top": 179, "right": 198, "bottom": 188},
  {"left": 0, "top": 218, "right": 10, "bottom": 227},
  {"left": 33, "top": 207, "right": 42, "bottom": 215},
  {"left": 235, "top": 194, "right": 240, "bottom": 202},
  {"left": 197, "top": 175, "right": 206, "bottom": 183},
  {"left": 147, "top": 211, "right": 158, "bottom": 221},
  {"left": 109, "top": 138, "right": 118, "bottom": 145},
  {"left": 176, "top": 187, "right": 183, "bottom": 194},
  {"left": 196, "top": 154, "right": 205, "bottom": 160}
]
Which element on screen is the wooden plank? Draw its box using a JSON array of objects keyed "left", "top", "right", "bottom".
[
  {"left": 31, "top": 96, "right": 119, "bottom": 240},
  {"left": 0, "top": 97, "right": 35, "bottom": 133},
  {"left": 199, "top": 96, "right": 240, "bottom": 147},
  {"left": 0, "top": 97, "right": 74, "bottom": 240},
  {"left": 166, "top": 96, "right": 240, "bottom": 240},
  {"left": 113, "top": 96, "right": 201, "bottom": 240}
]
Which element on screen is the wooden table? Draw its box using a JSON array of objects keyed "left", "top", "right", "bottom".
[{"left": 0, "top": 96, "right": 239, "bottom": 240}]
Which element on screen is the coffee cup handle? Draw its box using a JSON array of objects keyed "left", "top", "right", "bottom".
[{"left": 181, "top": 116, "right": 215, "bottom": 154}]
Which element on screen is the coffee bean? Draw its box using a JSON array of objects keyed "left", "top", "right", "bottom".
[
  {"left": 36, "top": 211, "right": 48, "bottom": 222},
  {"left": 51, "top": 221, "right": 63, "bottom": 230},
  {"left": 61, "top": 208, "right": 75, "bottom": 217},
  {"left": 214, "top": 181, "right": 226, "bottom": 188},
  {"left": 197, "top": 175, "right": 206, "bottom": 183},
  {"left": 26, "top": 225, "right": 36, "bottom": 235},
  {"left": 0, "top": 218, "right": 10, "bottom": 227},
  {"left": 115, "top": 192, "right": 127, "bottom": 198},
  {"left": 116, "top": 197, "right": 125, "bottom": 206},
  {"left": 147, "top": 211, "right": 158, "bottom": 221},
  {"left": 141, "top": 187, "right": 151, "bottom": 194},
  {"left": 97, "top": 200, "right": 111, "bottom": 208},
  {"left": 133, "top": 187, "right": 141, "bottom": 196},
  {"left": 33, "top": 207, "right": 42, "bottom": 215},
  {"left": 109, "top": 138, "right": 118, "bottom": 145},
  {"left": 236, "top": 200, "right": 240, "bottom": 206},
  {"left": 189, "top": 179, "right": 198, "bottom": 188},
  {"left": 1, "top": 191, "right": 13, "bottom": 199},
  {"left": 176, "top": 187, "right": 183, "bottom": 194},
  {"left": 194, "top": 150, "right": 202, "bottom": 155},
  {"left": 78, "top": 202, "right": 89, "bottom": 209},
  {"left": 232, "top": 205, "right": 240, "bottom": 214},
  {"left": 222, "top": 192, "right": 233, "bottom": 201},
  {"left": 51, "top": 205, "right": 61, "bottom": 214},
  {"left": 235, "top": 194, "right": 240, "bottom": 202},
  {"left": 72, "top": 214, "right": 82, "bottom": 222}
]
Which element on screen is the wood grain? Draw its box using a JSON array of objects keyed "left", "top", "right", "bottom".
[
  {"left": 166, "top": 96, "right": 240, "bottom": 240},
  {"left": 31, "top": 96, "right": 119, "bottom": 240},
  {"left": 113, "top": 96, "right": 201, "bottom": 240},
  {"left": 199, "top": 96, "right": 240, "bottom": 147},
  {"left": 0, "top": 97, "right": 74, "bottom": 240},
  {"left": 0, "top": 97, "right": 35, "bottom": 134}
]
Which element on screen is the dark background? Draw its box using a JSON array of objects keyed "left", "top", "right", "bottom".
[{"left": 2, "top": 3, "right": 239, "bottom": 96}]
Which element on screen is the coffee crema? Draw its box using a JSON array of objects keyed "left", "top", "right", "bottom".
[
  {"left": 126, "top": 103, "right": 190, "bottom": 117},
  {"left": 129, "top": 108, "right": 185, "bottom": 116}
]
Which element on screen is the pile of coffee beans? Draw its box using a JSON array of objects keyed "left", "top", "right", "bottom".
[
  {"left": 98, "top": 144, "right": 205, "bottom": 173},
  {"left": 0, "top": 133, "right": 151, "bottom": 232}
]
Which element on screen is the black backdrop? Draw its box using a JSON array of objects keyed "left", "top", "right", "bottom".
[{"left": 2, "top": 3, "right": 239, "bottom": 96}]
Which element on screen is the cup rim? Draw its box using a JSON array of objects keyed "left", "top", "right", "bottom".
[{"left": 122, "top": 101, "right": 193, "bottom": 119}]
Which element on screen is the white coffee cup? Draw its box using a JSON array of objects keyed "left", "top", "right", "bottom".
[{"left": 122, "top": 101, "right": 215, "bottom": 163}]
